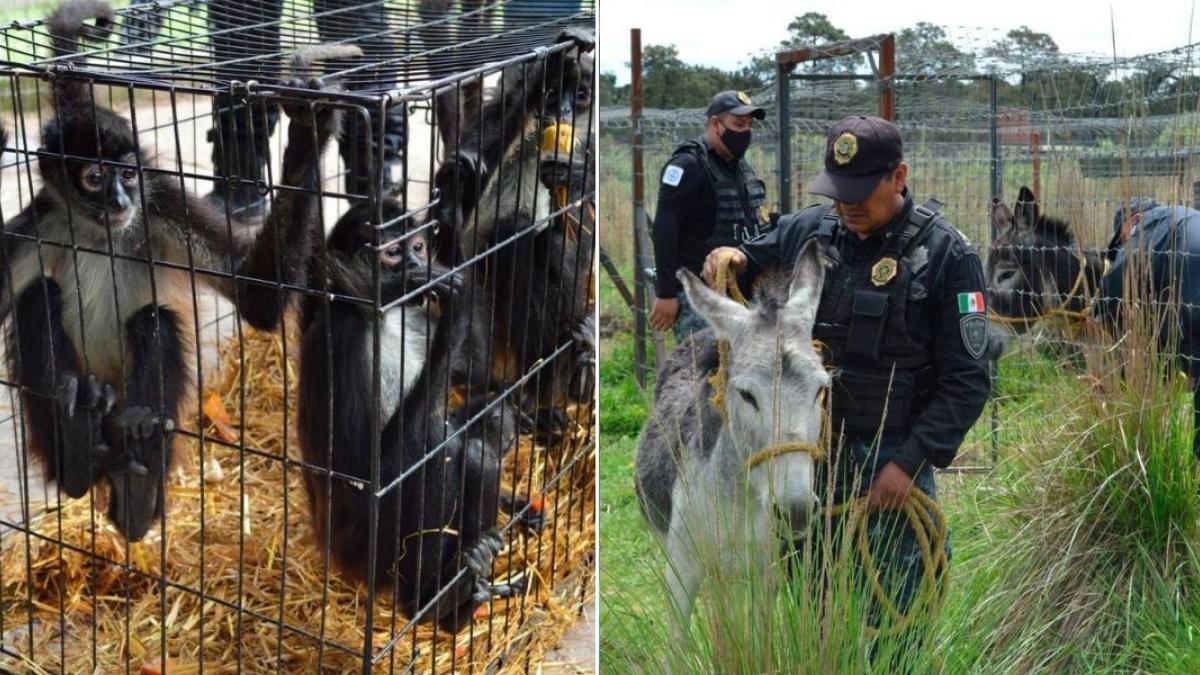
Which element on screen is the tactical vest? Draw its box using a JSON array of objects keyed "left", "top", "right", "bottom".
[
  {"left": 670, "top": 139, "right": 768, "bottom": 244},
  {"left": 812, "top": 199, "right": 944, "bottom": 437}
]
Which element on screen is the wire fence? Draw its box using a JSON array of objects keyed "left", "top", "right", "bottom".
[
  {"left": 0, "top": 1, "right": 596, "bottom": 672},
  {"left": 601, "top": 30, "right": 1200, "bottom": 464}
]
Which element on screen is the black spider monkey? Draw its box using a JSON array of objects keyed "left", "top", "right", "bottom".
[
  {"left": 432, "top": 28, "right": 597, "bottom": 430},
  {"left": 0, "top": 0, "right": 354, "bottom": 541},
  {"left": 298, "top": 200, "right": 530, "bottom": 631}
]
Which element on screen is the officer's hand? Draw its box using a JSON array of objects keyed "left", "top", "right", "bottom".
[
  {"left": 1119, "top": 212, "right": 1142, "bottom": 243},
  {"left": 649, "top": 297, "right": 680, "bottom": 332},
  {"left": 702, "top": 247, "right": 747, "bottom": 286},
  {"left": 867, "top": 462, "right": 914, "bottom": 511}
]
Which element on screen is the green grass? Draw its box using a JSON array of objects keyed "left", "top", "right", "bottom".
[
  {"left": 598, "top": 118, "right": 1200, "bottom": 674},
  {"left": 598, "top": 305, "right": 1200, "bottom": 672}
]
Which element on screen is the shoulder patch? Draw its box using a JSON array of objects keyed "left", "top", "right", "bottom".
[
  {"left": 662, "top": 165, "right": 684, "bottom": 187},
  {"left": 960, "top": 314, "right": 988, "bottom": 359}
]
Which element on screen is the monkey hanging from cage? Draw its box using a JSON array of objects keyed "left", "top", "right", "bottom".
[
  {"left": 296, "top": 199, "right": 537, "bottom": 632},
  {"left": 0, "top": 0, "right": 359, "bottom": 541},
  {"left": 432, "top": 27, "right": 597, "bottom": 433},
  {"left": 289, "top": 29, "right": 598, "bottom": 631}
]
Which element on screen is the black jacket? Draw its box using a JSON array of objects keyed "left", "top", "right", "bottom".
[
  {"left": 738, "top": 193, "right": 991, "bottom": 477},
  {"left": 652, "top": 137, "right": 765, "bottom": 297}
]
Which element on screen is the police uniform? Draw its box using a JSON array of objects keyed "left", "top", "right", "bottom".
[
  {"left": 738, "top": 115, "right": 991, "bottom": 624},
  {"left": 653, "top": 91, "right": 769, "bottom": 340}
]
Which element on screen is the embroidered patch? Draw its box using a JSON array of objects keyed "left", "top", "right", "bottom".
[
  {"left": 957, "top": 291, "right": 985, "bottom": 314},
  {"left": 737, "top": 91, "right": 753, "bottom": 105},
  {"left": 662, "top": 165, "right": 684, "bottom": 187},
  {"left": 960, "top": 314, "right": 988, "bottom": 359}
]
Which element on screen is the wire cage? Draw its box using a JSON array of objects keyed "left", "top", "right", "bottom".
[
  {"left": 0, "top": 1, "right": 596, "bottom": 672},
  {"left": 603, "top": 29, "right": 1200, "bottom": 464}
]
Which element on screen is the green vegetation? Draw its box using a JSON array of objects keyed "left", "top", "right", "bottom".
[{"left": 598, "top": 198, "right": 1200, "bottom": 672}]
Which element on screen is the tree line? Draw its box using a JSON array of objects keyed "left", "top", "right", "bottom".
[{"left": 601, "top": 12, "right": 1200, "bottom": 118}]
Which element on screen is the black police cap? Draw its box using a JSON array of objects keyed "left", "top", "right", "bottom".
[
  {"left": 809, "top": 115, "right": 904, "bottom": 204},
  {"left": 705, "top": 90, "right": 766, "bottom": 120}
]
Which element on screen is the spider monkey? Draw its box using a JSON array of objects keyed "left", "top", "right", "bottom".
[
  {"left": 298, "top": 201, "right": 530, "bottom": 631},
  {"left": 0, "top": 0, "right": 355, "bottom": 541},
  {"left": 432, "top": 28, "right": 596, "bottom": 429}
]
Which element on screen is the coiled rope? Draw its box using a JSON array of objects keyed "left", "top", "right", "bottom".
[{"left": 705, "top": 250, "right": 949, "bottom": 637}]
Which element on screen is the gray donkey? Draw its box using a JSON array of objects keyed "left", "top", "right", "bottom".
[{"left": 635, "top": 241, "right": 829, "bottom": 639}]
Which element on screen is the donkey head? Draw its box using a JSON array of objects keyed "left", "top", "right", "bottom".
[
  {"left": 676, "top": 241, "right": 829, "bottom": 522},
  {"left": 987, "top": 186, "right": 1080, "bottom": 333}
]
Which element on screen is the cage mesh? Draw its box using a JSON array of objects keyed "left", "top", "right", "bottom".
[{"left": 0, "top": 1, "right": 596, "bottom": 672}]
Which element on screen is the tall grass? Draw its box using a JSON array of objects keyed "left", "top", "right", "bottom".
[
  {"left": 601, "top": 250, "right": 1200, "bottom": 672},
  {"left": 945, "top": 261, "right": 1200, "bottom": 672},
  {"left": 603, "top": 458, "right": 946, "bottom": 674}
]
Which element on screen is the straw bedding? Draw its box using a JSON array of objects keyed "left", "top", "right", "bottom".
[{"left": 0, "top": 320, "right": 595, "bottom": 673}]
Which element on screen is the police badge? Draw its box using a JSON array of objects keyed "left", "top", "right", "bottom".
[
  {"left": 870, "top": 257, "right": 898, "bottom": 286},
  {"left": 833, "top": 132, "right": 858, "bottom": 165},
  {"left": 960, "top": 314, "right": 988, "bottom": 359}
]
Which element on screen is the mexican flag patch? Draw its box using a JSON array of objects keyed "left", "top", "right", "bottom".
[{"left": 957, "top": 291, "right": 985, "bottom": 314}]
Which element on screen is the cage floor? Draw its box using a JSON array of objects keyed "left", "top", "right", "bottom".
[{"left": 0, "top": 322, "right": 596, "bottom": 673}]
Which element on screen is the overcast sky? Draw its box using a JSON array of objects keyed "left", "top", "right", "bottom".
[{"left": 599, "top": 0, "right": 1200, "bottom": 84}]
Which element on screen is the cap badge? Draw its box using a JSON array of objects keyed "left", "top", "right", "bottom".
[
  {"left": 833, "top": 131, "right": 858, "bottom": 166},
  {"left": 871, "top": 256, "right": 898, "bottom": 287},
  {"left": 736, "top": 91, "right": 752, "bottom": 105}
]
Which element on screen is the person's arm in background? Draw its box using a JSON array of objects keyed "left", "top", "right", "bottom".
[
  {"left": 702, "top": 209, "right": 825, "bottom": 294},
  {"left": 649, "top": 153, "right": 702, "bottom": 331}
]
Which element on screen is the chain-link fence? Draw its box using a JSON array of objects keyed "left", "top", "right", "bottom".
[{"left": 602, "top": 30, "right": 1200, "bottom": 462}]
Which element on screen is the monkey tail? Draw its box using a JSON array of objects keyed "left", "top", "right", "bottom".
[
  {"left": 288, "top": 44, "right": 364, "bottom": 79},
  {"left": 47, "top": 0, "right": 114, "bottom": 58},
  {"left": 45, "top": 0, "right": 115, "bottom": 107}
]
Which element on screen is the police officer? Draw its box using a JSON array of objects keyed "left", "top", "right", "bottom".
[
  {"left": 704, "top": 115, "right": 991, "bottom": 631},
  {"left": 649, "top": 90, "right": 770, "bottom": 339}
]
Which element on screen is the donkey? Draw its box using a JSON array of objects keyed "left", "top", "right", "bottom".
[
  {"left": 634, "top": 241, "right": 830, "bottom": 639},
  {"left": 986, "top": 186, "right": 1109, "bottom": 338},
  {"left": 987, "top": 185, "right": 1200, "bottom": 456}
]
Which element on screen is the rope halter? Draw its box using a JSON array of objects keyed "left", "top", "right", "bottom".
[{"left": 987, "top": 249, "right": 1109, "bottom": 327}]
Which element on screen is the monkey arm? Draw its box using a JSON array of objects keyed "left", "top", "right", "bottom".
[
  {"left": 101, "top": 304, "right": 188, "bottom": 541},
  {"left": 432, "top": 29, "right": 595, "bottom": 244},
  {"left": 7, "top": 279, "right": 112, "bottom": 498},
  {"left": 231, "top": 102, "right": 343, "bottom": 330}
]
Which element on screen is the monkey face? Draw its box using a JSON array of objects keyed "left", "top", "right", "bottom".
[
  {"left": 40, "top": 109, "right": 144, "bottom": 233},
  {"left": 543, "top": 35, "right": 594, "bottom": 126},
  {"left": 75, "top": 158, "right": 140, "bottom": 229},
  {"left": 379, "top": 229, "right": 460, "bottom": 305}
]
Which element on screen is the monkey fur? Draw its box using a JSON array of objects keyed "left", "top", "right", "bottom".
[{"left": 0, "top": 0, "right": 355, "bottom": 540}]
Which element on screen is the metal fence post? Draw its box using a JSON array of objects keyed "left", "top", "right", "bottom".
[
  {"left": 630, "top": 28, "right": 649, "bottom": 388},
  {"left": 777, "top": 61, "right": 792, "bottom": 214},
  {"left": 989, "top": 74, "right": 1000, "bottom": 466}
]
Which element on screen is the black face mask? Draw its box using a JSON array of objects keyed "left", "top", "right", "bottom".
[{"left": 719, "top": 123, "right": 752, "bottom": 160}]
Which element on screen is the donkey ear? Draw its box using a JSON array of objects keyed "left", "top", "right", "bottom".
[
  {"left": 783, "top": 239, "right": 825, "bottom": 326},
  {"left": 1014, "top": 186, "right": 1039, "bottom": 227},
  {"left": 677, "top": 269, "right": 753, "bottom": 339}
]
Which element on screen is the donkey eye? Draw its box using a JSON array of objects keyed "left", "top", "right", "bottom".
[{"left": 738, "top": 389, "right": 758, "bottom": 410}]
